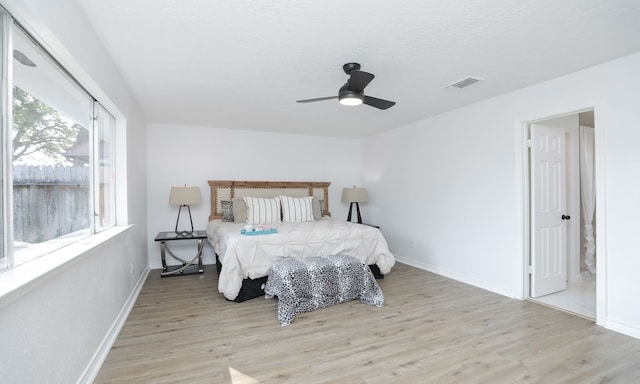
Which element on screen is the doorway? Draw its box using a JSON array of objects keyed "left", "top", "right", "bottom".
[{"left": 526, "top": 110, "right": 596, "bottom": 319}]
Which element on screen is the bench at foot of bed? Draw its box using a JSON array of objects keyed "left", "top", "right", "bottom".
[
  {"left": 264, "top": 254, "right": 384, "bottom": 326},
  {"left": 216, "top": 253, "right": 384, "bottom": 303}
]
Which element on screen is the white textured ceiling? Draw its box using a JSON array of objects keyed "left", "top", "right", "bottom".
[{"left": 78, "top": 0, "right": 640, "bottom": 138}]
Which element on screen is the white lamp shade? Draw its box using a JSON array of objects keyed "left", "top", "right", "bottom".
[
  {"left": 342, "top": 187, "right": 368, "bottom": 203},
  {"left": 169, "top": 186, "right": 202, "bottom": 206}
]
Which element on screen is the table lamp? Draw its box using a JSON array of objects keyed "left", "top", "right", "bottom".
[
  {"left": 169, "top": 186, "right": 202, "bottom": 236},
  {"left": 342, "top": 186, "right": 368, "bottom": 224}
]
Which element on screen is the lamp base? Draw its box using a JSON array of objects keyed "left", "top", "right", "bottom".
[
  {"left": 346, "top": 202, "right": 363, "bottom": 224},
  {"left": 175, "top": 205, "right": 195, "bottom": 235}
]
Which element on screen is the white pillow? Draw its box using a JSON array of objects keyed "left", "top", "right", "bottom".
[
  {"left": 243, "top": 197, "right": 282, "bottom": 224},
  {"left": 280, "top": 195, "right": 314, "bottom": 223}
]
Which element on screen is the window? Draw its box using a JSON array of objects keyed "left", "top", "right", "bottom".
[{"left": 0, "top": 9, "right": 117, "bottom": 271}]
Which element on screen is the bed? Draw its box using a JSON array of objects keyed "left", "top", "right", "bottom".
[{"left": 206, "top": 180, "right": 395, "bottom": 302}]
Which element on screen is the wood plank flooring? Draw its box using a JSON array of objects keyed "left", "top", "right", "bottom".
[{"left": 94, "top": 263, "right": 640, "bottom": 383}]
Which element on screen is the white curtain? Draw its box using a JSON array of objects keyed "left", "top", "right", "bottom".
[{"left": 580, "top": 126, "right": 596, "bottom": 274}]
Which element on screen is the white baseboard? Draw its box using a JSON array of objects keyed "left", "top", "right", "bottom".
[
  {"left": 394, "top": 254, "right": 519, "bottom": 299},
  {"left": 604, "top": 319, "right": 640, "bottom": 340},
  {"left": 77, "top": 266, "right": 150, "bottom": 384}
]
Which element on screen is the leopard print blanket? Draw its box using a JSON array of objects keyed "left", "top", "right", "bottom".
[{"left": 265, "top": 254, "right": 384, "bottom": 325}]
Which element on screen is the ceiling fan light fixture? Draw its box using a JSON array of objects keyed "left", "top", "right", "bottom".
[
  {"left": 339, "top": 94, "right": 363, "bottom": 106},
  {"left": 338, "top": 87, "right": 364, "bottom": 106},
  {"left": 296, "top": 63, "right": 395, "bottom": 110}
]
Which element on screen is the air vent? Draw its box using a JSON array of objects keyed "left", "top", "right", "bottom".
[{"left": 444, "top": 76, "right": 483, "bottom": 89}]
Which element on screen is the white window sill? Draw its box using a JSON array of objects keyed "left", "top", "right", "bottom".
[{"left": 0, "top": 225, "right": 133, "bottom": 309}]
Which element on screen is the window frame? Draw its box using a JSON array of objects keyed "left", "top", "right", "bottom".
[
  {"left": 0, "top": 9, "right": 119, "bottom": 272},
  {"left": 0, "top": 9, "right": 12, "bottom": 271},
  {"left": 93, "top": 102, "right": 116, "bottom": 232}
]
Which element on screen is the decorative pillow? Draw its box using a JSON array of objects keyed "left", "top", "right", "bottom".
[
  {"left": 221, "top": 200, "right": 234, "bottom": 222},
  {"left": 319, "top": 199, "right": 325, "bottom": 217},
  {"left": 312, "top": 197, "right": 322, "bottom": 220},
  {"left": 243, "top": 197, "right": 282, "bottom": 224},
  {"left": 280, "top": 195, "right": 314, "bottom": 223},
  {"left": 232, "top": 197, "right": 248, "bottom": 223}
]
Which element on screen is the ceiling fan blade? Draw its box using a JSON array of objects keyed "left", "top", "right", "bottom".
[
  {"left": 348, "top": 70, "right": 374, "bottom": 92},
  {"left": 296, "top": 96, "right": 338, "bottom": 103},
  {"left": 363, "top": 96, "right": 396, "bottom": 110}
]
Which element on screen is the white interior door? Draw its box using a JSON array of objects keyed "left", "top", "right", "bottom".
[{"left": 530, "top": 123, "right": 568, "bottom": 297}]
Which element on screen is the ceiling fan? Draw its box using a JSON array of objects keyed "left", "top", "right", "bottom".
[{"left": 296, "top": 63, "right": 396, "bottom": 110}]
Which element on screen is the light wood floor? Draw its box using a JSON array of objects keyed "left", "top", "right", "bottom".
[{"left": 95, "top": 263, "right": 640, "bottom": 383}]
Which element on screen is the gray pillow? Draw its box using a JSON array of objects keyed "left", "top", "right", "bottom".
[
  {"left": 312, "top": 197, "right": 321, "bottom": 220},
  {"left": 221, "top": 200, "right": 234, "bottom": 222},
  {"left": 232, "top": 197, "right": 248, "bottom": 223}
]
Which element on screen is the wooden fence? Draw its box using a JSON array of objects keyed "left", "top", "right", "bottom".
[{"left": 13, "top": 165, "right": 89, "bottom": 243}]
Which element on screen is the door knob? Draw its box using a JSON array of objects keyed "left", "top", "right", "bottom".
[{"left": 561, "top": 215, "right": 571, "bottom": 220}]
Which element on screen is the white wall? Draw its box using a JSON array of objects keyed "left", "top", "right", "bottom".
[
  {"left": 362, "top": 51, "right": 640, "bottom": 339},
  {"left": 146, "top": 124, "right": 362, "bottom": 268},
  {"left": 0, "top": 1, "right": 148, "bottom": 383}
]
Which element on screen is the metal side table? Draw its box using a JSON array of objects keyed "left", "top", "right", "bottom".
[{"left": 154, "top": 230, "right": 206, "bottom": 277}]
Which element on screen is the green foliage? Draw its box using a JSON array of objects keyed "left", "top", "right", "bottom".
[{"left": 12, "top": 86, "right": 81, "bottom": 163}]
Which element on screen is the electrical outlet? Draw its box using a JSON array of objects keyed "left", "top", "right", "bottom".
[{"left": 411, "top": 240, "right": 416, "bottom": 249}]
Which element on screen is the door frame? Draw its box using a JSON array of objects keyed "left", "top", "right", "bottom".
[{"left": 516, "top": 107, "right": 607, "bottom": 325}]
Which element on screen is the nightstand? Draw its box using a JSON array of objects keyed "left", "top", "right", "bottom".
[{"left": 154, "top": 230, "right": 206, "bottom": 277}]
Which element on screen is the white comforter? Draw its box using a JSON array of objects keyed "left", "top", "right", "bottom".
[{"left": 206, "top": 218, "right": 395, "bottom": 300}]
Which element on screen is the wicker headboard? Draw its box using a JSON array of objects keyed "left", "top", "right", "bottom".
[{"left": 208, "top": 180, "right": 331, "bottom": 221}]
